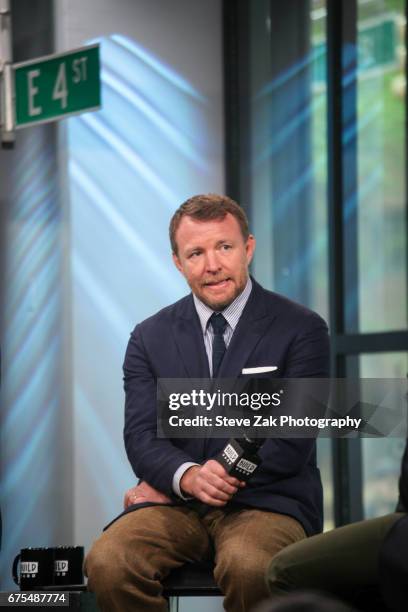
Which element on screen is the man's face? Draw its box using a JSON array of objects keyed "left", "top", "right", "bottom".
[{"left": 172, "top": 213, "right": 256, "bottom": 310}]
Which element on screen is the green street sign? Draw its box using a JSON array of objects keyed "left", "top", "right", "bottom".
[
  {"left": 313, "top": 17, "right": 398, "bottom": 84},
  {"left": 13, "top": 44, "right": 101, "bottom": 128}
]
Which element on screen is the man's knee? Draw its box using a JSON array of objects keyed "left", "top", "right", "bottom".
[
  {"left": 215, "top": 541, "right": 267, "bottom": 590},
  {"left": 266, "top": 547, "right": 295, "bottom": 595},
  {"left": 85, "top": 535, "right": 131, "bottom": 595}
]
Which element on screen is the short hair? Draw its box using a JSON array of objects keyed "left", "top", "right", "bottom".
[{"left": 169, "top": 193, "right": 250, "bottom": 255}]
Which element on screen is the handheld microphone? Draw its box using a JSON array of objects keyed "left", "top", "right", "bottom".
[
  {"left": 190, "top": 435, "right": 266, "bottom": 516},
  {"left": 216, "top": 434, "right": 265, "bottom": 482}
]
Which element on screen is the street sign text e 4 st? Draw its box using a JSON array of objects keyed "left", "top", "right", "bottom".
[{"left": 13, "top": 44, "right": 100, "bottom": 128}]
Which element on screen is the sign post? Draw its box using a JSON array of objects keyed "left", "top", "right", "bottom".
[
  {"left": 0, "top": 0, "right": 14, "bottom": 145},
  {"left": 13, "top": 44, "right": 101, "bottom": 128}
]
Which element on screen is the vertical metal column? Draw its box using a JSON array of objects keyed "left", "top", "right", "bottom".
[
  {"left": 0, "top": 0, "right": 15, "bottom": 144},
  {"left": 223, "top": 0, "right": 251, "bottom": 209},
  {"left": 327, "top": 0, "right": 363, "bottom": 526}
]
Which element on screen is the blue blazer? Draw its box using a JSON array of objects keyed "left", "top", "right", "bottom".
[{"left": 120, "top": 278, "right": 330, "bottom": 536}]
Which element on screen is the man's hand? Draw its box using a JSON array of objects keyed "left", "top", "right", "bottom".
[
  {"left": 123, "top": 481, "right": 172, "bottom": 509},
  {"left": 180, "top": 460, "right": 245, "bottom": 506}
]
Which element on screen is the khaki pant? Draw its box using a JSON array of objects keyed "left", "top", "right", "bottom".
[{"left": 85, "top": 505, "right": 306, "bottom": 612}]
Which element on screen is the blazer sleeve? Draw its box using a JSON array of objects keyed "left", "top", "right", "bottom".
[
  {"left": 258, "top": 311, "right": 330, "bottom": 479},
  {"left": 123, "top": 324, "right": 196, "bottom": 497}
]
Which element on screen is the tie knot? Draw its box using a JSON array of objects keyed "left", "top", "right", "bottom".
[{"left": 210, "top": 313, "right": 227, "bottom": 335}]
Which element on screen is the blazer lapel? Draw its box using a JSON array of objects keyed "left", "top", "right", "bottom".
[
  {"left": 171, "top": 295, "right": 210, "bottom": 378},
  {"left": 170, "top": 280, "right": 277, "bottom": 380},
  {"left": 218, "top": 280, "right": 277, "bottom": 378}
]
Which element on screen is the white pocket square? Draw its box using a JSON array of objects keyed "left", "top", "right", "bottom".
[{"left": 241, "top": 366, "right": 278, "bottom": 374}]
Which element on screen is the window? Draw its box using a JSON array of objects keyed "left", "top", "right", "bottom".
[{"left": 224, "top": 0, "right": 408, "bottom": 526}]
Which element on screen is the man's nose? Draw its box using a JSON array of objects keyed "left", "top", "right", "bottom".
[{"left": 205, "top": 251, "right": 221, "bottom": 272}]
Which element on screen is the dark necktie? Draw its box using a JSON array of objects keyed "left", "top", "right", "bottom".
[{"left": 210, "top": 313, "right": 227, "bottom": 377}]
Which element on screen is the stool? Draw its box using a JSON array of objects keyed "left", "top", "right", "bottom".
[
  {"left": 57, "top": 562, "right": 222, "bottom": 610},
  {"left": 38, "top": 562, "right": 222, "bottom": 610},
  {"left": 163, "top": 561, "right": 222, "bottom": 599}
]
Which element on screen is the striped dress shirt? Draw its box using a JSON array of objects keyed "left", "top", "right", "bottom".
[{"left": 172, "top": 277, "right": 253, "bottom": 497}]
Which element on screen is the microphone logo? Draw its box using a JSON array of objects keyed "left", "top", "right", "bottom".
[
  {"left": 236, "top": 457, "right": 257, "bottom": 475},
  {"left": 222, "top": 444, "right": 239, "bottom": 464}
]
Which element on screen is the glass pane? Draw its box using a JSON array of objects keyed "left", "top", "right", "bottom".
[
  {"left": 348, "top": 0, "right": 407, "bottom": 332},
  {"left": 360, "top": 352, "right": 408, "bottom": 518},
  {"left": 249, "top": 0, "right": 329, "bottom": 322},
  {"left": 246, "top": 1, "right": 332, "bottom": 530},
  {"left": 317, "top": 438, "right": 335, "bottom": 530}
]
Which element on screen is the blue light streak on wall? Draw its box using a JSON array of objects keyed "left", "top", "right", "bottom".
[
  {"left": 0, "top": 129, "right": 62, "bottom": 588},
  {"left": 67, "top": 35, "right": 219, "bottom": 544}
]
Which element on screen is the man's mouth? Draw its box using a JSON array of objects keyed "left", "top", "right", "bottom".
[{"left": 203, "top": 278, "right": 231, "bottom": 288}]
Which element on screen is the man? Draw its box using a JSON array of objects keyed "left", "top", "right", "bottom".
[
  {"left": 85, "top": 194, "right": 329, "bottom": 612},
  {"left": 266, "top": 440, "right": 408, "bottom": 612}
]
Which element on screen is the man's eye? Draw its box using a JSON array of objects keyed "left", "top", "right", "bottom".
[
  {"left": 189, "top": 251, "right": 201, "bottom": 258},
  {"left": 221, "top": 244, "right": 232, "bottom": 251}
]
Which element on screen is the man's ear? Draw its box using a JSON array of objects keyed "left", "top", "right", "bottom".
[
  {"left": 245, "top": 235, "right": 256, "bottom": 265},
  {"left": 172, "top": 252, "right": 183, "bottom": 273}
]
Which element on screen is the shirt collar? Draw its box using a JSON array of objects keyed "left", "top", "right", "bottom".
[{"left": 193, "top": 277, "right": 253, "bottom": 334}]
